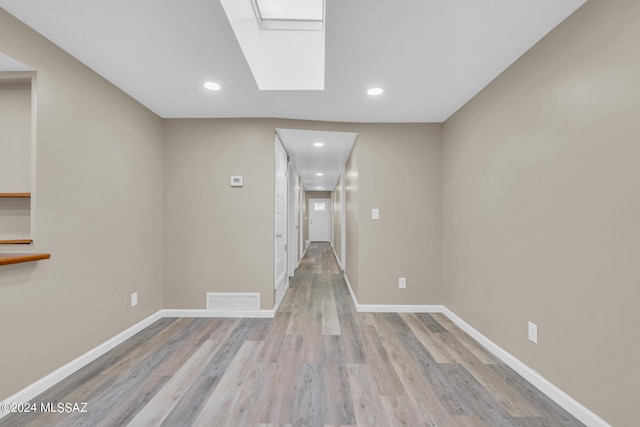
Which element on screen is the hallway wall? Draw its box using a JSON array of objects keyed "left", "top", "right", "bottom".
[
  {"left": 442, "top": 0, "right": 640, "bottom": 424},
  {"left": 353, "top": 124, "right": 442, "bottom": 305},
  {"left": 163, "top": 119, "right": 276, "bottom": 310},
  {"left": 0, "top": 9, "right": 164, "bottom": 400}
]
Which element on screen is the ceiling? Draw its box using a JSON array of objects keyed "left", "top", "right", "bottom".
[
  {"left": 0, "top": 0, "right": 586, "bottom": 123},
  {"left": 0, "top": 1, "right": 586, "bottom": 191},
  {"left": 276, "top": 129, "right": 357, "bottom": 191}
]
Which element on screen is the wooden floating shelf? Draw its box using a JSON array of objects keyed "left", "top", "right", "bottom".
[
  {"left": 0, "top": 192, "right": 31, "bottom": 198},
  {"left": 0, "top": 253, "right": 50, "bottom": 266},
  {"left": 0, "top": 239, "right": 33, "bottom": 245}
]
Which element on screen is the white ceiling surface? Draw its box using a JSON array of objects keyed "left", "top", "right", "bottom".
[
  {"left": 219, "top": 0, "right": 325, "bottom": 90},
  {"left": 276, "top": 129, "right": 357, "bottom": 191},
  {"left": 0, "top": 51, "right": 32, "bottom": 71},
  {"left": 0, "top": 0, "right": 586, "bottom": 122}
]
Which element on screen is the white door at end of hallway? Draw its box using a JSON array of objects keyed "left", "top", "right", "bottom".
[{"left": 309, "top": 198, "right": 331, "bottom": 242}]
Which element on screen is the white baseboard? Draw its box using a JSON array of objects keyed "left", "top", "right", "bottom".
[
  {"left": 357, "top": 304, "right": 444, "bottom": 313},
  {"left": 274, "top": 278, "right": 290, "bottom": 313},
  {"left": 331, "top": 245, "right": 343, "bottom": 270},
  {"left": 441, "top": 307, "right": 610, "bottom": 427},
  {"left": 160, "top": 309, "right": 275, "bottom": 319},
  {"left": 0, "top": 310, "right": 163, "bottom": 419},
  {"left": 343, "top": 272, "right": 358, "bottom": 308}
]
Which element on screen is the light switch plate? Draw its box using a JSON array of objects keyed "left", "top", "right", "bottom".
[
  {"left": 528, "top": 321, "right": 538, "bottom": 344},
  {"left": 372, "top": 208, "right": 380, "bottom": 220}
]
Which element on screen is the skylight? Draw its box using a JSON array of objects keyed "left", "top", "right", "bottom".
[
  {"left": 220, "top": 0, "right": 325, "bottom": 90},
  {"left": 252, "top": 0, "right": 324, "bottom": 30}
]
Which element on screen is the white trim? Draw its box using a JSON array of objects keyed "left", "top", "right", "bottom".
[
  {"left": 160, "top": 309, "right": 275, "bottom": 319},
  {"left": 343, "top": 272, "right": 358, "bottom": 309},
  {"left": 340, "top": 168, "right": 346, "bottom": 270},
  {"left": 274, "top": 277, "right": 290, "bottom": 311},
  {"left": 357, "top": 304, "right": 444, "bottom": 313},
  {"left": 332, "top": 244, "right": 343, "bottom": 270},
  {"left": 0, "top": 311, "right": 163, "bottom": 417},
  {"left": 441, "top": 307, "right": 610, "bottom": 427}
]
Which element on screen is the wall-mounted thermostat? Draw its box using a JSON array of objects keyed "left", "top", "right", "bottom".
[{"left": 230, "top": 176, "right": 243, "bottom": 187}]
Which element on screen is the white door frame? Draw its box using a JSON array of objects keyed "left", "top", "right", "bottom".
[
  {"left": 274, "top": 136, "right": 288, "bottom": 305},
  {"left": 340, "top": 168, "right": 346, "bottom": 269},
  {"left": 288, "top": 163, "right": 300, "bottom": 276},
  {"left": 300, "top": 186, "right": 306, "bottom": 258}
]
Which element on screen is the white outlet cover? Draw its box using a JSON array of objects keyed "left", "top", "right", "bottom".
[
  {"left": 372, "top": 208, "right": 380, "bottom": 220},
  {"left": 131, "top": 292, "right": 138, "bottom": 307},
  {"left": 528, "top": 321, "right": 538, "bottom": 344},
  {"left": 230, "top": 176, "right": 243, "bottom": 187}
]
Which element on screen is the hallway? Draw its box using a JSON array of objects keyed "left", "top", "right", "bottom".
[{"left": 1, "top": 243, "right": 582, "bottom": 426}]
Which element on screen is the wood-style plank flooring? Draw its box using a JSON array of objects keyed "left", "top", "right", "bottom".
[{"left": 1, "top": 243, "right": 583, "bottom": 426}]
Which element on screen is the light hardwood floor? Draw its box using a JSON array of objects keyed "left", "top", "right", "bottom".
[{"left": 1, "top": 243, "right": 583, "bottom": 426}]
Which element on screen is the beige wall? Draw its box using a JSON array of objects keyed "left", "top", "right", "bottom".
[
  {"left": 442, "top": 0, "right": 640, "bottom": 425},
  {"left": 163, "top": 119, "right": 277, "bottom": 310},
  {"left": 0, "top": 9, "right": 164, "bottom": 400},
  {"left": 0, "top": 83, "right": 30, "bottom": 192},
  {"left": 304, "top": 191, "right": 331, "bottom": 242},
  {"left": 354, "top": 124, "right": 442, "bottom": 305}
]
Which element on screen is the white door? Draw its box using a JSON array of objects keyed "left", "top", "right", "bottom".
[
  {"left": 274, "top": 136, "right": 288, "bottom": 294},
  {"left": 288, "top": 164, "right": 299, "bottom": 276},
  {"left": 309, "top": 198, "right": 331, "bottom": 242}
]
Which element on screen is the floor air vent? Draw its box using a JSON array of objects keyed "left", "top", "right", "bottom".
[{"left": 206, "top": 292, "right": 260, "bottom": 312}]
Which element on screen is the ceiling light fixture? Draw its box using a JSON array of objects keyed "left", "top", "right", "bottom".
[
  {"left": 316, "top": 172, "right": 323, "bottom": 176},
  {"left": 204, "top": 81, "right": 221, "bottom": 91},
  {"left": 317, "top": 186, "right": 323, "bottom": 190},
  {"left": 313, "top": 142, "right": 324, "bottom": 147},
  {"left": 367, "top": 87, "right": 383, "bottom": 96}
]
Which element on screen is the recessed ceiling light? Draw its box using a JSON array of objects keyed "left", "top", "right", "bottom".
[
  {"left": 367, "top": 87, "right": 383, "bottom": 96},
  {"left": 313, "top": 142, "right": 324, "bottom": 147},
  {"left": 316, "top": 172, "right": 323, "bottom": 176},
  {"left": 204, "top": 81, "right": 221, "bottom": 91},
  {"left": 316, "top": 186, "right": 323, "bottom": 190}
]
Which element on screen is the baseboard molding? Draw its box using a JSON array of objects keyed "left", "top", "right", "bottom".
[
  {"left": 357, "top": 304, "right": 444, "bottom": 313},
  {"left": 0, "top": 310, "right": 163, "bottom": 419},
  {"left": 441, "top": 307, "right": 610, "bottom": 427},
  {"left": 331, "top": 245, "right": 343, "bottom": 270},
  {"left": 343, "top": 272, "right": 358, "bottom": 309},
  {"left": 160, "top": 308, "right": 276, "bottom": 319},
  {"left": 274, "top": 278, "right": 290, "bottom": 313}
]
